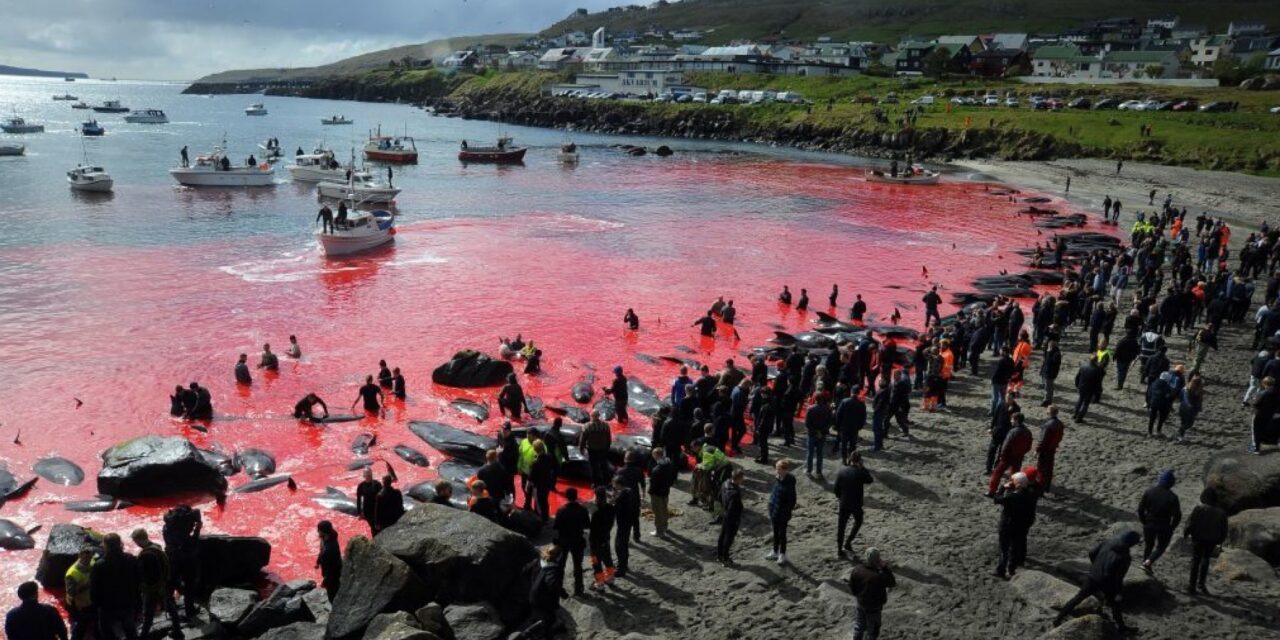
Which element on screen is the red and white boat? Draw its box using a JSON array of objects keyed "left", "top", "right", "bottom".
[
  {"left": 458, "top": 136, "right": 527, "bottom": 164},
  {"left": 363, "top": 127, "right": 418, "bottom": 164}
]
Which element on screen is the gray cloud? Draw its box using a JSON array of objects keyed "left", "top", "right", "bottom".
[{"left": 0, "top": 0, "right": 621, "bottom": 80}]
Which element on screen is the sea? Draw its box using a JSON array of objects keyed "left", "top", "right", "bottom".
[{"left": 0, "top": 75, "right": 1085, "bottom": 602}]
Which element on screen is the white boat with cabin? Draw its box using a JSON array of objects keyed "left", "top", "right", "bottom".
[
  {"left": 52, "top": 94, "right": 77, "bottom": 101},
  {"left": 287, "top": 149, "right": 348, "bottom": 182},
  {"left": 124, "top": 109, "right": 169, "bottom": 124},
  {"left": 169, "top": 144, "right": 276, "bottom": 187},
  {"left": 316, "top": 172, "right": 400, "bottom": 204},
  {"left": 316, "top": 208, "right": 396, "bottom": 256},
  {"left": 67, "top": 165, "right": 113, "bottom": 192},
  {"left": 321, "top": 115, "right": 352, "bottom": 125},
  {"left": 245, "top": 103, "right": 268, "bottom": 116},
  {"left": 92, "top": 100, "right": 129, "bottom": 113},
  {"left": 865, "top": 166, "right": 940, "bottom": 185},
  {"left": 1, "top": 116, "right": 44, "bottom": 133}
]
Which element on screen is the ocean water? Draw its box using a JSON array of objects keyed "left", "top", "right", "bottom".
[{"left": 0, "top": 75, "right": 1092, "bottom": 603}]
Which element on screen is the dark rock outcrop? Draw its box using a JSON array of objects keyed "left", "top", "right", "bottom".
[
  {"left": 1203, "top": 451, "right": 1280, "bottom": 514},
  {"left": 36, "top": 524, "right": 102, "bottom": 588},
  {"left": 1227, "top": 507, "right": 1280, "bottom": 565},
  {"left": 328, "top": 536, "right": 430, "bottom": 640},
  {"left": 443, "top": 604, "right": 504, "bottom": 640},
  {"left": 97, "top": 436, "right": 228, "bottom": 498},
  {"left": 200, "top": 534, "right": 272, "bottom": 588},
  {"left": 431, "top": 351, "right": 514, "bottom": 388},
  {"left": 209, "top": 587, "right": 259, "bottom": 629},
  {"left": 239, "top": 580, "right": 318, "bottom": 637}
]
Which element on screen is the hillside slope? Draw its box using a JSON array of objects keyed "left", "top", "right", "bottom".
[
  {"left": 545, "top": 0, "right": 1280, "bottom": 43},
  {"left": 0, "top": 64, "right": 88, "bottom": 79}
]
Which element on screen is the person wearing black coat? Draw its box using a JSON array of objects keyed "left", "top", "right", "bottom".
[
  {"left": 716, "top": 469, "right": 745, "bottom": 564},
  {"left": 1145, "top": 373, "right": 1176, "bottom": 436},
  {"left": 648, "top": 449, "right": 676, "bottom": 536},
  {"left": 614, "top": 451, "right": 646, "bottom": 542},
  {"left": 527, "top": 545, "right": 568, "bottom": 639},
  {"left": 5, "top": 581, "right": 67, "bottom": 640},
  {"left": 529, "top": 442, "right": 557, "bottom": 521},
  {"left": 767, "top": 460, "right": 798, "bottom": 564},
  {"left": 1142, "top": 346, "right": 1171, "bottom": 387},
  {"left": 1251, "top": 377, "right": 1280, "bottom": 454},
  {"left": 91, "top": 534, "right": 140, "bottom": 640},
  {"left": 553, "top": 488, "right": 590, "bottom": 596},
  {"left": 968, "top": 322, "right": 991, "bottom": 376},
  {"left": 477, "top": 451, "right": 512, "bottom": 505},
  {"left": 992, "top": 472, "right": 1038, "bottom": 579},
  {"left": 374, "top": 475, "right": 405, "bottom": 532},
  {"left": 1072, "top": 357, "right": 1103, "bottom": 422},
  {"left": 1183, "top": 487, "right": 1229, "bottom": 594},
  {"left": 611, "top": 477, "right": 638, "bottom": 577},
  {"left": 990, "top": 350, "right": 1015, "bottom": 417},
  {"left": 848, "top": 548, "right": 896, "bottom": 640},
  {"left": 315, "top": 521, "right": 342, "bottom": 601},
  {"left": 986, "top": 398, "right": 1019, "bottom": 474},
  {"left": 834, "top": 386, "right": 867, "bottom": 461},
  {"left": 1113, "top": 331, "right": 1141, "bottom": 390},
  {"left": 588, "top": 487, "right": 616, "bottom": 587},
  {"left": 834, "top": 452, "right": 874, "bottom": 556},
  {"left": 1054, "top": 531, "right": 1140, "bottom": 632},
  {"left": 1138, "top": 470, "right": 1182, "bottom": 574},
  {"left": 890, "top": 371, "right": 912, "bottom": 437},
  {"left": 871, "top": 383, "right": 892, "bottom": 452},
  {"left": 752, "top": 387, "right": 776, "bottom": 464},
  {"left": 1039, "top": 341, "right": 1062, "bottom": 407}
]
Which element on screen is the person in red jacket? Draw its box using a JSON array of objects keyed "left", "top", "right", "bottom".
[
  {"left": 1035, "top": 406, "right": 1065, "bottom": 490},
  {"left": 988, "top": 412, "right": 1032, "bottom": 496}
]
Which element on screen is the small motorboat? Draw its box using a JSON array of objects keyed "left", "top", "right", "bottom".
[
  {"left": 71, "top": 101, "right": 90, "bottom": 110},
  {"left": 317, "top": 172, "right": 400, "bottom": 204},
  {"left": 1, "top": 116, "right": 44, "bottom": 133},
  {"left": 287, "top": 148, "right": 346, "bottom": 182},
  {"left": 52, "top": 94, "right": 78, "bottom": 101},
  {"left": 245, "top": 103, "right": 268, "bottom": 116},
  {"left": 317, "top": 208, "right": 395, "bottom": 256},
  {"left": 363, "top": 127, "right": 417, "bottom": 163},
  {"left": 67, "top": 165, "right": 113, "bottom": 192},
  {"left": 458, "top": 136, "right": 527, "bottom": 164},
  {"left": 865, "top": 166, "right": 940, "bottom": 185},
  {"left": 558, "top": 142, "right": 579, "bottom": 164},
  {"left": 0, "top": 143, "right": 25, "bottom": 156},
  {"left": 169, "top": 143, "right": 276, "bottom": 187},
  {"left": 64, "top": 77, "right": 76, "bottom": 82},
  {"left": 321, "top": 115, "right": 353, "bottom": 125},
  {"left": 258, "top": 140, "right": 283, "bottom": 161},
  {"left": 124, "top": 109, "right": 169, "bottom": 124},
  {"left": 91, "top": 100, "right": 129, "bottom": 113},
  {"left": 79, "top": 120, "right": 106, "bottom": 136}
]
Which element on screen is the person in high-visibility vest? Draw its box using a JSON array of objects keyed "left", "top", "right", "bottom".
[{"left": 64, "top": 548, "right": 95, "bottom": 640}]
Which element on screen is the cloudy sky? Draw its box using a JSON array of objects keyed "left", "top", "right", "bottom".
[{"left": 0, "top": 0, "right": 622, "bottom": 80}]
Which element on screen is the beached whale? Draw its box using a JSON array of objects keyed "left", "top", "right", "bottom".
[
  {"left": 198, "top": 447, "right": 238, "bottom": 476},
  {"left": 64, "top": 495, "right": 133, "bottom": 512},
  {"left": 525, "top": 396, "right": 546, "bottom": 419},
  {"left": 346, "top": 459, "right": 374, "bottom": 471},
  {"left": 314, "top": 414, "right": 364, "bottom": 424},
  {"left": 626, "top": 378, "right": 666, "bottom": 417},
  {"left": 571, "top": 375, "right": 595, "bottom": 404},
  {"left": 409, "top": 421, "right": 495, "bottom": 465},
  {"left": 547, "top": 404, "right": 590, "bottom": 423},
  {"left": 0, "top": 519, "right": 36, "bottom": 550},
  {"left": 233, "top": 474, "right": 292, "bottom": 493},
  {"left": 351, "top": 432, "right": 376, "bottom": 455},
  {"left": 235, "top": 448, "right": 276, "bottom": 479},
  {"left": 593, "top": 398, "right": 616, "bottom": 421},
  {"left": 406, "top": 480, "right": 469, "bottom": 509},
  {"left": 634, "top": 353, "right": 661, "bottom": 365},
  {"left": 432, "top": 350, "right": 514, "bottom": 388},
  {"left": 312, "top": 487, "right": 359, "bottom": 516},
  {"left": 394, "top": 444, "right": 431, "bottom": 467},
  {"left": 1, "top": 464, "right": 38, "bottom": 502},
  {"left": 452, "top": 398, "right": 490, "bottom": 423},
  {"left": 33, "top": 456, "right": 85, "bottom": 486}
]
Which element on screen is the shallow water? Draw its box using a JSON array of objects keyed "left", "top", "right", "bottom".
[{"left": 0, "top": 76, "right": 1099, "bottom": 603}]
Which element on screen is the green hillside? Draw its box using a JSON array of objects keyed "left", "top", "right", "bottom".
[
  {"left": 545, "top": 0, "right": 1280, "bottom": 44},
  {"left": 191, "top": 33, "right": 532, "bottom": 84}
]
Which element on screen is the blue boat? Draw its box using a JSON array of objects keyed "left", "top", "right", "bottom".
[{"left": 80, "top": 120, "right": 105, "bottom": 136}]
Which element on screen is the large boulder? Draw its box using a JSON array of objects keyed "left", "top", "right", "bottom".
[
  {"left": 414, "top": 604, "right": 454, "bottom": 640},
  {"left": 200, "top": 534, "right": 271, "bottom": 588},
  {"left": 97, "top": 436, "right": 228, "bottom": 498},
  {"left": 1213, "top": 548, "right": 1277, "bottom": 582},
  {"left": 258, "top": 622, "right": 326, "bottom": 640},
  {"left": 375, "top": 504, "right": 537, "bottom": 607},
  {"left": 238, "top": 580, "right": 318, "bottom": 637},
  {"left": 1203, "top": 451, "right": 1280, "bottom": 514},
  {"left": 1011, "top": 570, "right": 1097, "bottom": 615},
  {"left": 362, "top": 612, "right": 436, "bottom": 640},
  {"left": 209, "top": 588, "right": 259, "bottom": 629},
  {"left": 35, "top": 524, "right": 102, "bottom": 589},
  {"left": 1227, "top": 507, "right": 1280, "bottom": 565},
  {"left": 442, "top": 604, "right": 504, "bottom": 640},
  {"left": 431, "top": 351, "right": 513, "bottom": 388},
  {"left": 1037, "top": 614, "right": 1118, "bottom": 640},
  {"left": 328, "top": 536, "right": 429, "bottom": 640}
]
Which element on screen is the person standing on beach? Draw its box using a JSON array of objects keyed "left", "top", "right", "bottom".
[
  {"left": 848, "top": 548, "right": 895, "bottom": 640},
  {"left": 91, "top": 533, "right": 140, "bottom": 640},
  {"left": 804, "top": 392, "right": 832, "bottom": 479},
  {"left": 922, "top": 286, "right": 942, "bottom": 327},
  {"left": 580, "top": 412, "right": 613, "bottom": 485},
  {"left": 589, "top": 487, "right": 616, "bottom": 588},
  {"left": 767, "top": 459, "right": 797, "bottom": 565},
  {"left": 1039, "top": 340, "right": 1062, "bottom": 406},
  {"left": 649, "top": 448, "right": 675, "bottom": 537},
  {"left": 315, "top": 521, "right": 342, "bottom": 601},
  {"left": 988, "top": 412, "right": 1031, "bottom": 496},
  {"left": 1249, "top": 376, "right": 1278, "bottom": 454},
  {"left": 1072, "top": 357, "right": 1102, "bottom": 423},
  {"left": 612, "top": 476, "right": 638, "bottom": 578},
  {"left": 131, "top": 529, "right": 182, "bottom": 640},
  {"left": 716, "top": 469, "right": 745, "bottom": 564},
  {"left": 835, "top": 451, "right": 874, "bottom": 557},
  {"left": 1035, "top": 406, "right": 1064, "bottom": 491},
  {"left": 1183, "top": 487, "right": 1228, "bottom": 595},
  {"left": 1138, "top": 470, "right": 1181, "bottom": 575},
  {"left": 1054, "top": 531, "right": 1139, "bottom": 633},
  {"left": 553, "top": 487, "right": 589, "bottom": 596},
  {"left": 1116, "top": 159, "right": 1123, "bottom": 175},
  {"left": 992, "top": 472, "right": 1037, "bottom": 579}
]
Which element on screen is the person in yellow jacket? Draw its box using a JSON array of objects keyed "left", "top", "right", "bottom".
[
  {"left": 64, "top": 548, "right": 95, "bottom": 640},
  {"left": 517, "top": 435, "right": 539, "bottom": 511}
]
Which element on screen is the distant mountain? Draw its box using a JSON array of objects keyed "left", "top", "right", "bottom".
[
  {"left": 545, "top": 0, "right": 1280, "bottom": 44},
  {"left": 189, "top": 34, "right": 533, "bottom": 85},
  {"left": 0, "top": 64, "right": 88, "bottom": 79}
]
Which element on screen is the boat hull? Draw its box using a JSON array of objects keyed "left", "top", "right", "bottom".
[
  {"left": 91, "top": 107, "right": 129, "bottom": 113},
  {"left": 322, "top": 119, "right": 352, "bottom": 125},
  {"left": 1, "top": 125, "right": 44, "bottom": 134},
  {"left": 459, "top": 148, "right": 527, "bottom": 163},
  {"left": 317, "top": 212, "right": 396, "bottom": 256},
  {"left": 317, "top": 182, "right": 400, "bottom": 204},
  {"left": 288, "top": 166, "right": 347, "bottom": 182},
  {"left": 0, "top": 144, "right": 26, "bottom": 156},
  {"left": 558, "top": 152, "right": 579, "bottom": 164},
  {"left": 169, "top": 168, "right": 275, "bottom": 187},
  {"left": 69, "top": 177, "right": 113, "bottom": 192},
  {"left": 363, "top": 150, "right": 418, "bottom": 164},
  {"left": 124, "top": 116, "right": 168, "bottom": 124},
  {"left": 865, "top": 171, "right": 940, "bottom": 186}
]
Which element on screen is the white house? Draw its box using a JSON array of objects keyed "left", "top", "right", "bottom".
[
  {"left": 441, "top": 51, "right": 478, "bottom": 69},
  {"left": 989, "top": 33, "right": 1029, "bottom": 51},
  {"left": 670, "top": 29, "right": 704, "bottom": 41},
  {"left": 1101, "top": 50, "right": 1179, "bottom": 79},
  {"left": 1267, "top": 48, "right": 1280, "bottom": 71},
  {"left": 1228, "top": 22, "right": 1268, "bottom": 37},
  {"left": 1147, "top": 15, "right": 1180, "bottom": 30},
  {"left": 538, "top": 48, "right": 582, "bottom": 70},
  {"left": 1189, "top": 35, "right": 1232, "bottom": 67},
  {"left": 571, "top": 70, "right": 691, "bottom": 96}
]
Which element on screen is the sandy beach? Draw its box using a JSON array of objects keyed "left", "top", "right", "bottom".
[{"left": 550, "top": 160, "right": 1280, "bottom": 640}]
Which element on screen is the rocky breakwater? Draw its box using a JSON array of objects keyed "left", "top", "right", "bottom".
[{"left": 443, "top": 85, "right": 1085, "bottom": 162}]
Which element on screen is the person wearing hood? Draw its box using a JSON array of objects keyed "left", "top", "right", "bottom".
[
  {"left": 1137, "top": 470, "right": 1182, "bottom": 574},
  {"left": 848, "top": 547, "right": 895, "bottom": 640},
  {"left": 1183, "top": 487, "right": 1229, "bottom": 595},
  {"left": 992, "top": 472, "right": 1038, "bottom": 579},
  {"left": 1054, "top": 530, "right": 1140, "bottom": 633},
  {"left": 1145, "top": 371, "right": 1177, "bottom": 437},
  {"left": 767, "top": 459, "right": 798, "bottom": 565}
]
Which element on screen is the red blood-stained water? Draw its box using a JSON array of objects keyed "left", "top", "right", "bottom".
[{"left": 0, "top": 158, "right": 1098, "bottom": 606}]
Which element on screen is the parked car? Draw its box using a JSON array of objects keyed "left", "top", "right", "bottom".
[
  {"left": 912, "top": 95, "right": 936, "bottom": 106},
  {"left": 984, "top": 94, "right": 1001, "bottom": 107},
  {"left": 881, "top": 92, "right": 900, "bottom": 104},
  {"left": 1171, "top": 99, "right": 1199, "bottom": 111},
  {"left": 737, "top": 90, "right": 754, "bottom": 102},
  {"left": 1199, "top": 101, "right": 1231, "bottom": 112},
  {"left": 1045, "top": 98, "right": 1065, "bottom": 110},
  {"left": 950, "top": 96, "right": 976, "bottom": 106},
  {"left": 1092, "top": 98, "right": 1120, "bottom": 110},
  {"left": 1271, "top": 106, "right": 1280, "bottom": 114},
  {"left": 691, "top": 92, "right": 708, "bottom": 103},
  {"left": 1117, "top": 100, "right": 1144, "bottom": 110},
  {"left": 1005, "top": 96, "right": 1020, "bottom": 108},
  {"left": 1068, "top": 97, "right": 1092, "bottom": 109}
]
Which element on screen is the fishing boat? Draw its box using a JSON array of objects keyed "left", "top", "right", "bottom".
[
  {"left": 287, "top": 148, "right": 347, "bottom": 182},
  {"left": 0, "top": 143, "right": 25, "bottom": 156},
  {"left": 321, "top": 115, "right": 352, "bottom": 125},
  {"left": 558, "top": 142, "right": 579, "bottom": 164},
  {"left": 67, "top": 165, "right": 113, "bottom": 192},
  {"left": 79, "top": 120, "right": 105, "bottom": 136},
  {"left": 52, "top": 94, "right": 77, "bottom": 101},
  {"left": 169, "top": 143, "right": 276, "bottom": 187},
  {"left": 1, "top": 116, "right": 44, "bottom": 133},
  {"left": 71, "top": 101, "right": 90, "bottom": 110},
  {"left": 865, "top": 166, "right": 940, "bottom": 185},
  {"left": 317, "top": 208, "right": 396, "bottom": 256},
  {"left": 258, "top": 139, "right": 283, "bottom": 161},
  {"left": 363, "top": 127, "right": 418, "bottom": 163},
  {"left": 92, "top": 100, "right": 129, "bottom": 113},
  {"left": 458, "top": 136, "right": 527, "bottom": 163},
  {"left": 124, "top": 109, "right": 169, "bottom": 124},
  {"left": 317, "top": 172, "right": 400, "bottom": 204},
  {"left": 64, "top": 77, "right": 75, "bottom": 82},
  {"left": 244, "top": 103, "right": 268, "bottom": 116}
]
